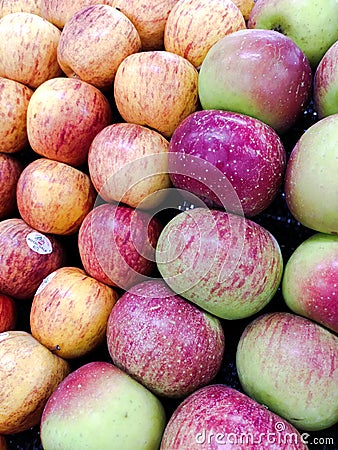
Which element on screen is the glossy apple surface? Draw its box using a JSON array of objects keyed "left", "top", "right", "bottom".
[
  {"left": 156, "top": 208, "right": 283, "bottom": 319},
  {"left": 236, "top": 312, "right": 338, "bottom": 431},
  {"left": 0, "top": 218, "right": 65, "bottom": 300},
  {"left": 284, "top": 114, "right": 338, "bottom": 235},
  {"left": 282, "top": 233, "right": 338, "bottom": 333},
  {"left": 0, "top": 153, "right": 23, "bottom": 219},
  {"left": 0, "top": 294, "right": 16, "bottom": 332},
  {"left": 198, "top": 29, "right": 312, "bottom": 134},
  {"left": 168, "top": 110, "right": 286, "bottom": 217},
  {"left": 40, "top": 361, "right": 166, "bottom": 450}
]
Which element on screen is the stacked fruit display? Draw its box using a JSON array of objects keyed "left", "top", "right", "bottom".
[{"left": 0, "top": 0, "right": 337, "bottom": 449}]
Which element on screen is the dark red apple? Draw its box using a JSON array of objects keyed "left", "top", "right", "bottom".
[
  {"left": 106, "top": 279, "right": 225, "bottom": 397},
  {"left": 0, "top": 153, "right": 23, "bottom": 219},
  {"left": 0, "top": 293, "right": 16, "bottom": 332},
  {"left": 78, "top": 203, "right": 162, "bottom": 290},
  {"left": 168, "top": 110, "right": 286, "bottom": 217}
]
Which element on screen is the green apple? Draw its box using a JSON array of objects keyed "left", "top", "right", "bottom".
[{"left": 248, "top": 0, "right": 338, "bottom": 67}]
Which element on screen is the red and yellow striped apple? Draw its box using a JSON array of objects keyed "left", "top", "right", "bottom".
[
  {"left": 0, "top": 153, "right": 23, "bottom": 219},
  {"left": 0, "top": 294, "right": 16, "bottom": 333},
  {"left": 0, "top": 0, "right": 41, "bottom": 18}
]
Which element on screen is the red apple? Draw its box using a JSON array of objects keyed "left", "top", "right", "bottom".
[
  {"left": 198, "top": 29, "right": 313, "bottom": 134},
  {"left": 160, "top": 384, "right": 307, "bottom": 449},
  {"left": 88, "top": 123, "right": 171, "bottom": 209},
  {"left": 78, "top": 203, "right": 162, "bottom": 290},
  {"left": 0, "top": 294, "right": 16, "bottom": 332},
  {"left": 0, "top": 435, "right": 7, "bottom": 450},
  {"left": 0, "top": 12, "right": 62, "bottom": 89},
  {"left": 106, "top": 279, "right": 224, "bottom": 397},
  {"left": 164, "top": 0, "right": 246, "bottom": 68},
  {"left": 0, "top": 77, "right": 33, "bottom": 154},
  {"left": 0, "top": 0, "right": 41, "bottom": 18},
  {"left": 16, "top": 158, "right": 96, "bottom": 236},
  {"left": 57, "top": 4, "right": 141, "bottom": 90},
  {"left": 0, "top": 218, "right": 65, "bottom": 300},
  {"left": 26, "top": 77, "right": 112, "bottom": 166},
  {"left": 0, "top": 153, "right": 23, "bottom": 219},
  {"left": 114, "top": 50, "right": 199, "bottom": 138},
  {"left": 168, "top": 110, "right": 286, "bottom": 217}
]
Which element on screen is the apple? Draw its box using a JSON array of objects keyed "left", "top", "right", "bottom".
[
  {"left": 106, "top": 279, "right": 224, "bottom": 397},
  {"left": 0, "top": 77, "right": 33, "bottom": 154},
  {"left": 156, "top": 207, "right": 283, "bottom": 320},
  {"left": 30, "top": 266, "right": 119, "bottom": 359},
  {"left": 282, "top": 233, "right": 338, "bottom": 334},
  {"left": 232, "top": 0, "right": 254, "bottom": 20},
  {"left": 114, "top": 50, "right": 199, "bottom": 138},
  {"left": 111, "top": 0, "right": 179, "bottom": 51},
  {"left": 78, "top": 203, "right": 163, "bottom": 290},
  {"left": 0, "top": 12, "right": 62, "bottom": 89},
  {"left": 40, "top": 361, "right": 166, "bottom": 450},
  {"left": 0, "top": 330, "right": 70, "bottom": 434},
  {"left": 0, "top": 0, "right": 41, "bottom": 18},
  {"left": 16, "top": 158, "right": 96, "bottom": 236},
  {"left": 198, "top": 29, "right": 312, "bottom": 134},
  {"left": 284, "top": 114, "right": 338, "bottom": 235},
  {"left": 0, "top": 436, "right": 7, "bottom": 450},
  {"left": 57, "top": 4, "right": 141, "bottom": 90},
  {"left": 248, "top": 0, "right": 338, "bottom": 68},
  {"left": 160, "top": 384, "right": 307, "bottom": 450},
  {"left": 236, "top": 311, "right": 338, "bottom": 431},
  {"left": 88, "top": 123, "right": 171, "bottom": 209},
  {"left": 0, "top": 294, "right": 16, "bottom": 332},
  {"left": 0, "top": 153, "right": 23, "bottom": 219},
  {"left": 168, "top": 110, "right": 286, "bottom": 217},
  {"left": 26, "top": 77, "right": 112, "bottom": 166},
  {"left": 164, "top": 0, "right": 246, "bottom": 68},
  {"left": 0, "top": 218, "right": 65, "bottom": 300},
  {"left": 313, "top": 41, "right": 338, "bottom": 119}
]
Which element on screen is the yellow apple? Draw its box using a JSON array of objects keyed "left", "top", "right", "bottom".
[{"left": 232, "top": 0, "right": 255, "bottom": 20}]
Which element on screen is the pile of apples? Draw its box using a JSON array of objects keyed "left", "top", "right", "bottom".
[{"left": 0, "top": 0, "right": 337, "bottom": 449}]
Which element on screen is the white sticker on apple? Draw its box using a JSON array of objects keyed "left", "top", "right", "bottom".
[
  {"left": 26, "top": 232, "right": 53, "bottom": 255},
  {"left": 35, "top": 271, "right": 57, "bottom": 296}
]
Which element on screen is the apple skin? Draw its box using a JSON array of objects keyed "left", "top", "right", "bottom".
[
  {"left": 0, "top": 153, "right": 23, "bottom": 219},
  {"left": 282, "top": 233, "right": 338, "bottom": 334},
  {"left": 236, "top": 312, "right": 338, "bottom": 431},
  {"left": 88, "top": 122, "right": 171, "bottom": 209},
  {"left": 168, "top": 110, "right": 286, "bottom": 217},
  {"left": 232, "top": 0, "right": 254, "bottom": 20},
  {"left": 57, "top": 4, "right": 141, "bottom": 90},
  {"left": 0, "top": 294, "right": 16, "bottom": 333},
  {"left": 160, "top": 384, "right": 308, "bottom": 450},
  {"left": 78, "top": 203, "right": 162, "bottom": 290},
  {"left": 30, "top": 267, "right": 119, "bottom": 359},
  {"left": 40, "top": 361, "right": 166, "bottom": 450},
  {"left": 114, "top": 50, "right": 199, "bottom": 138},
  {"left": 0, "top": 330, "right": 70, "bottom": 434},
  {"left": 111, "top": 0, "right": 179, "bottom": 51},
  {"left": 164, "top": 0, "right": 246, "bottom": 68},
  {"left": 16, "top": 158, "right": 96, "bottom": 236},
  {"left": 0, "top": 0, "right": 41, "bottom": 18},
  {"left": 313, "top": 41, "right": 338, "bottom": 119},
  {"left": 248, "top": 0, "right": 338, "bottom": 68},
  {"left": 0, "top": 77, "right": 33, "bottom": 154},
  {"left": 198, "top": 29, "right": 312, "bottom": 134},
  {"left": 0, "top": 218, "right": 65, "bottom": 300},
  {"left": 284, "top": 114, "right": 338, "bottom": 235},
  {"left": 0, "top": 12, "right": 62, "bottom": 89},
  {"left": 156, "top": 208, "right": 283, "bottom": 320},
  {"left": 107, "top": 279, "right": 224, "bottom": 398},
  {"left": 0, "top": 435, "right": 7, "bottom": 450}
]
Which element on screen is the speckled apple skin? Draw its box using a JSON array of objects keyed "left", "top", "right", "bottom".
[
  {"left": 78, "top": 203, "right": 162, "bottom": 290},
  {"left": 164, "top": 0, "right": 245, "bottom": 68},
  {"left": 160, "top": 384, "right": 308, "bottom": 450},
  {"left": 0, "top": 294, "right": 16, "bottom": 332},
  {"left": 168, "top": 110, "right": 286, "bottom": 217},
  {"left": 0, "top": 0, "right": 41, "bottom": 18},
  {"left": 30, "top": 267, "right": 119, "bottom": 359},
  {"left": 282, "top": 233, "right": 338, "bottom": 333},
  {"left": 0, "top": 218, "right": 65, "bottom": 300},
  {"left": 156, "top": 208, "right": 283, "bottom": 319},
  {"left": 114, "top": 50, "right": 199, "bottom": 138},
  {"left": 57, "top": 4, "right": 141, "bottom": 90},
  {"left": 236, "top": 312, "right": 338, "bottom": 431},
  {"left": 27, "top": 77, "right": 112, "bottom": 167},
  {"left": 0, "top": 12, "right": 62, "bottom": 89},
  {"left": 40, "top": 361, "right": 166, "bottom": 450},
  {"left": 0, "top": 78, "right": 33, "bottom": 154},
  {"left": 314, "top": 41, "right": 338, "bottom": 118},
  {"left": 0, "top": 153, "right": 23, "bottom": 219},
  {"left": 16, "top": 158, "right": 96, "bottom": 236},
  {"left": 0, "top": 331, "right": 70, "bottom": 435},
  {"left": 198, "top": 29, "right": 312, "bottom": 134},
  {"left": 107, "top": 279, "right": 224, "bottom": 397}
]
